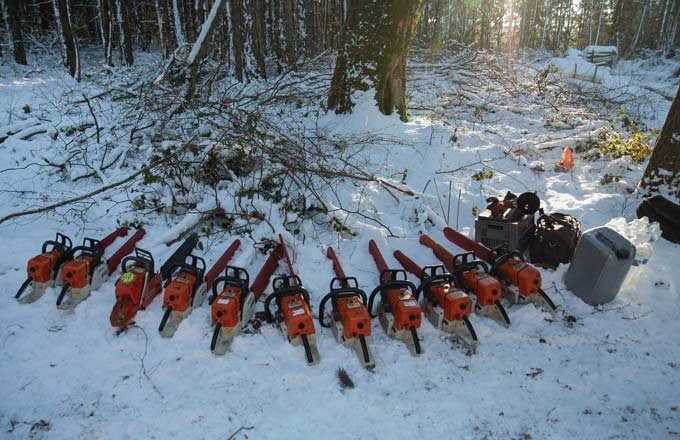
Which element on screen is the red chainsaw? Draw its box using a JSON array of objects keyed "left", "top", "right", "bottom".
[
  {"left": 367, "top": 240, "right": 422, "bottom": 356},
  {"left": 209, "top": 241, "right": 282, "bottom": 355},
  {"left": 109, "top": 248, "right": 162, "bottom": 328},
  {"left": 393, "top": 249, "right": 478, "bottom": 351},
  {"left": 56, "top": 228, "right": 145, "bottom": 310},
  {"left": 158, "top": 234, "right": 240, "bottom": 337},
  {"left": 442, "top": 226, "right": 557, "bottom": 314},
  {"left": 264, "top": 234, "right": 320, "bottom": 365},
  {"left": 16, "top": 233, "right": 73, "bottom": 304},
  {"left": 318, "top": 247, "right": 374, "bottom": 369},
  {"left": 420, "top": 234, "right": 511, "bottom": 327}
]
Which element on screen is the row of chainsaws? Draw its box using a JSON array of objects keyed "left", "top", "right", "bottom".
[{"left": 15, "top": 226, "right": 557, "bottom": 369}]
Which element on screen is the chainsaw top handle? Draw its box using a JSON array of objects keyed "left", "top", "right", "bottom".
[
  {"left": 490, "top": 249, "right": 525, "bottom": 267},
  {"left": 420, "top": 265, "right": 448, "bottom": 280},
  {"left": 70, "top": 239, "right": 104, "bottom": 275},
  {"left": 42, "top": 233, "right": 73, "bottom": 254},
  {"left": 121, "top": 248, "right": 155, "bottom": 275},
  {"left": 318, "top": 287, "right": 369, "bottom": 328},
  {"left": 163, "top": 255, "right": 206, "bottom": 288},
  {"left": 416, "top": 272, "right": 458, "bottom": 302},
  {"left": 264, "top": 282, "right": 311, "bottom": 323},
  {"left": 209, "top": 266, "right": 250, "bottom": 304},
  {"left": 329, "top": 276, "right": 360, "bottom": 292},
  {"left": 367, "top": 278, "right": 419, "bottom": 318},
  {"left": 272, "top": 274, "right": 302, "bottom": 290}
]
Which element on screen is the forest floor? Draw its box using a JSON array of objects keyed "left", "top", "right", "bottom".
[{"left": 0, "top": 48, "right": 679, "bottom": 439}]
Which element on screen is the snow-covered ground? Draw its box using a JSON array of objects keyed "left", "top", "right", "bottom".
[{"left": 0, "top": 49, "right": 679, "bottom": 439}]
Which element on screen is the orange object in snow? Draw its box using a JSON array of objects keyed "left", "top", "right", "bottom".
[{"left": 554, "top": 146, "right": 574, "bottom": 172}]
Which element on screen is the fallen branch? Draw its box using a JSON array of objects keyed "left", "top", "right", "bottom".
[{"left": 0, "top": 138, "right": 197, "bottom": 225}]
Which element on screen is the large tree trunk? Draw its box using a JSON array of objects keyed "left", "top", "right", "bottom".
[
  {"left": 327, "top": 0, "right": 423, "bottom": 122},
  {"left": 230, "top": 0, "right": 246, "bottom": 82},
  {"left": 641, "top": 85, "right": 680, "bottom": 198},
  {"left": 53, "top": 0, "right": 80, "bottom": 80},
  {"left": 1, "top": 0, "right": 28, "bottom": 64},
  {"left": 99, "top": 0, "right": 115, "bottom": 66},
  {"left": 155, "top": 0, "right": 173, "bottom": 58},
  {"left": 117, "top": 0, "right": 134, "bottom": 66}
]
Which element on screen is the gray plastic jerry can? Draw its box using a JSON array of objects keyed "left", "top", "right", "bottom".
[{"left": 564, "top": 226, "right": 636, "bottom": 306}]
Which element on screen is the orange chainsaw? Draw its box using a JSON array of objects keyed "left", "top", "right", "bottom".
[
  {"left": 393, "top": 250, "right": 478, "bottom": 351},
  {"left": 16, "top": 233, "right": 73, "bottom": 304},
  {"left": 443, "top": 227, "right": 557, "bottom": 314},
  {"left": 318, "top": 247, "right": 374, "bottom": 369},
  {"left": 209, "top": 240, "right": 282, "bottom": 355},
  {"left": 159, "top": 237, "right": 242, "bottom": 337},
  {"left": 264, "top": 234, "right": 320, "bottom": 365},
  {"left": 56, "top": 228, "right": 145, "bottom": 310},
  {"left": 109, "top": 248, "right": 163, "bottom": 328},
  {"left": 420, "top": 234, "right": 511, "bottom": 327},
  {"left": 367, "top": 240, "right": 422, "bottom": 356}
]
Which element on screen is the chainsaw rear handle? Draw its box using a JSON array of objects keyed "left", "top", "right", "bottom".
[
  {"left": 318, "top": 288, "right": 368, "bottom": 328},
  {"left": 163, "top": 255, "right": 207, "bottom": 288},
  {"left": 367, "top": 279, "right": 419, "bottom": 318},
  {"left": 121, "top": 248, "right": 155, "bottom": 275},
  {"left": 42, "top": 233, "right": 72, "bottom": 254},
  {"left": 264, "top": 284, "right": 311, "bottom": 323}
]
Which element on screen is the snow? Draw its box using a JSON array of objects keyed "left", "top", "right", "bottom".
[
  {"left": 584, "top": 45, "right": 618, "bottom": 55},
  {"left": 0, "top": 48, "right": 679, "bottom": 439}
]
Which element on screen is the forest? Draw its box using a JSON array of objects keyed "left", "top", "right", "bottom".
[{"left": 0, "top": 1, "right": 679, "bottom": 439}]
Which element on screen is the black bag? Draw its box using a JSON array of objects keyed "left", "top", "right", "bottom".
[
  {"left": 530, "top": 210, "right": 582, "bottom": 268},
  {"left": 637, "top": 195, "right": 680, "bottom": 244}
]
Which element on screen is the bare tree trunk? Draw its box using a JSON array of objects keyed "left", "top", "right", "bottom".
[
  {"left": 328, "top": 0, "right": 423, "bottom": 122},
  {"left": 53, "top": 0, "right": 80, "bottom": 80},
  {"left": 282, "top": 0, "right": 298, "bottom": 66},
  {"left": 116, "top": 0, "right": 134, "bottom": 66},
  {"left": 251, "top": 0, "right": 267, "bottom": 77},
  {"left": 641, "top": 85, "right": 680, "bottom": 198},
  {"left": 99, "top": 0, "right": 115, "bottom": 66},
  {"left": 172, "top": 0, "right": 186, "bottom": 47},
  {"left": 230, "top": 0, "right": 246, "bottom": 81},
  {"left": 594, "top": 0, "right": 604, "bottom": 45},
  {"left": 156, "top": 0, "right": 172, "bottom": 57},
  {"left": 628, "top": 0, "right": 648, "bottom": 56},
  {"left": 1, "top": 0, "right": 27, "bottom": 64}
]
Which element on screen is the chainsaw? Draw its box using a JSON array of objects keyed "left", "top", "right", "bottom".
[
  {"left": 393, "top": 250, "right": 478, "bottom": 351},
  {"left": 367, "top": 240, "right": 422, "bottom": 356},
  {"left": 209, "top": 240, "right": 283, "bottom": 355},
  {"left": 15, "top": 233, "right": 73, "bottom": 304},
  {"left": 158, "top": 234, "right": 238, "bottom": 337},
  {"left": 109, "top": 248, "right": 163, "bottom": 328},
  {"left": 264, "top": 234, "right": 320, "bottom": 365},
  {"left": 56, "top": 228, "right": 145, "bottom": 310},
  {"left": 420, "top": 234, "right": 511, "bottom": 327},
  {"left": 318, "top": 247, "right": 375, "bottom": 369},
  {"left": 442, "top": 227, "right": 557, "bottom": 314}
]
